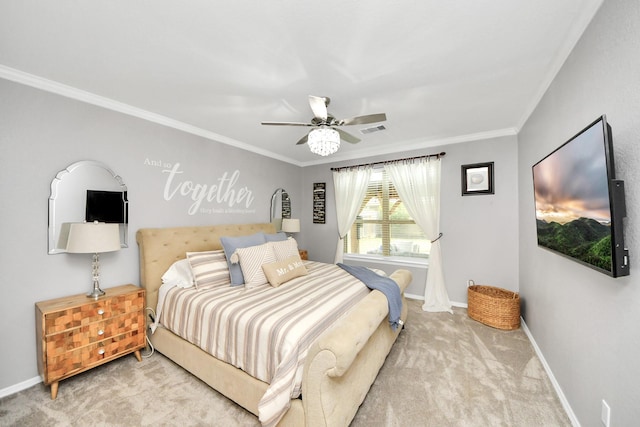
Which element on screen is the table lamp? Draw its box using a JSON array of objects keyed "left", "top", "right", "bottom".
[
  {"left": 66, "top": 221, "right": 121, "bottom": 299},
  {"left": 281, "top": 218, "right": 300, "bottom": 238}
]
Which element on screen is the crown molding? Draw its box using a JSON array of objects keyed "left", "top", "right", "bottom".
[
  {"left": 0, "top": 65, "right": 301, "bottom": 166},
  {"left": 1, "top": 65, "right": 519, "bottom": 169},
  {"left": 516, "top": 0, "right": 604, "bottom": 130}
]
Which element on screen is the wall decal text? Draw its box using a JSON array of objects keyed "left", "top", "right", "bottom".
[{"left": 144, "top": 158, "right": 255, "bottom": 216}]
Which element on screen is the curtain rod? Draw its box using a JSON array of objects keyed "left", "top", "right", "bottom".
[{"left": 330, "top": 151, "right": 446, "bottom": 171}]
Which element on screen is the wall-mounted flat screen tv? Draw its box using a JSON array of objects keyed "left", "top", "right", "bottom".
[
  {"left": 532, "top": 115, "right": 629, "bottom": 277},
  {"left": 85, "top": 190, "right": 128, "bottom": 224}
]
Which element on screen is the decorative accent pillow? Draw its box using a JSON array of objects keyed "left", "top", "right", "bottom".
[
  {"left": 186, "top": 250, "right": 229, "bottom": 288},
  {"left": 264, "top": 232, "right": 288, "bottom": 242},
  {"left": 233, "top": 242, "right": 277, "bottom": 288},
  {"left": 262, "top": 255, "right": 308, "bottom": 287},
  {"left": 220, "top": 232, "right": 267, "bottom": 285},
  {"left": 161, "top": 259, "right": 195, "bottom": 288},
  {"left": 269, "top": 237, "right": 300, "bottom": 261}
]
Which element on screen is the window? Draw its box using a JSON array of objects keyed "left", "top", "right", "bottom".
[{"left": 344, "top": 168, "right": 430, "bottom": 259}]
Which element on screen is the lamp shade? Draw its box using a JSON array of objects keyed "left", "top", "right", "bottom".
[
  {"left": 281, "top": 218, "right": 300, "bottom": 233},
  {"left": 66, "top": 222, "right": 121, "bottom": 253},
  {"left": 308, "top": 128, "right": 340, "bottom": 156}
]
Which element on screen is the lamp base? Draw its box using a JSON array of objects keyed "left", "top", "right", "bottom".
[
  {"left": 87, "top": 287, "right": 105, "bottom": 299},
  {"left": 88, "top": 254, "right": 105, "bottom": 299}
]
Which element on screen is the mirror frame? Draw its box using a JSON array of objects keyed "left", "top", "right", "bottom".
[
  {"left": 48, "top": 160, "right": 128, "bottom": 254},
  {"left": 270, "top": 188, "right": 291, "bottom": 231}
]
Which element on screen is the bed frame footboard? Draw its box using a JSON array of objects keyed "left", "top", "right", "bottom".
[{"left": 302, "top": 269, "right": 411, "bottom": 427}]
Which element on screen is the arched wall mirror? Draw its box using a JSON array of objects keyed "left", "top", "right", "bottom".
[
  {"left": 270, "top": 188, "right": 291, "bottom": 231},
  {"left": 48, "top": 160, "right": 128, "bottom": 254}
]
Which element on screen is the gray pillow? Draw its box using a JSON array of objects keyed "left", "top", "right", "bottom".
[
  {"left": 220, "top": 232, "right": 267, "bottom": 285},
  {"left": 264, "top": 232, "right": 288, "bottom": 242}
]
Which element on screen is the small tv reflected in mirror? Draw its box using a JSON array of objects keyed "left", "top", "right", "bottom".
[
  {"left": 85, "top": 190, "right": 128, "bottom": 224},
  {"left": 532, "top": 115, "right": 629, "bottom": 277}
]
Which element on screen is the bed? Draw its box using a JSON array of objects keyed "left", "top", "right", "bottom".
[{"left": 136, "top": 223, "right": 411, "bottom": 426}]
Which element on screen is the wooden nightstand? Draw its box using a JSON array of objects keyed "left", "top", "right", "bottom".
[
  {"left": 35, "top": 284, "right": 146, "bottom": 399},
  {"left": 298, "top": 249, "right": 308, "bottom": 260}
]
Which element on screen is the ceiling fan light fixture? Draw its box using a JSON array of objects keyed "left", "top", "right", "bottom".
[{"left": 308, "top": 128, "right": 340, "bottom": 156}]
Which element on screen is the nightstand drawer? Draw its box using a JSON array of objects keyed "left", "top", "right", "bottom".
[
  {"left": 46, "top": 328, "right": 145, "bottom": 381},
  {"left": 44, "top": 292, "right": 144, "bottom": 333},
  {"left": 45, "top": 311, "right": 145, "bottom": 355}
]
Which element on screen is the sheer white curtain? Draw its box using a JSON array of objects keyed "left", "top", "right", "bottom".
[
  {"left": 332, "top": 167, "right": 372, "bottom": 263},
  {"left": 385, "top": 157, "right": 452, "bottom": 313}
]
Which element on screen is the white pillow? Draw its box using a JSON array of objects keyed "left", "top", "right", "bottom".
[
  {"left": 269, "top": 237, "right": 300, "bottom": 261},
  {"left": 186, "top": 250, "right": 230, "bottom": 288},
  {"left": 161, "top": 259, "right": 195, "bottom": 289},
  {"left": 233, "top": 242, "right": 277, "bottom": 288}
]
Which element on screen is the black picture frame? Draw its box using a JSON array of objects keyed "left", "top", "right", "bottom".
[
  {"left": 313, "top": 182, "right": 326, "bottom": 224},
  {"left": 461, "top": 162, "right": 494, "bottom": 196}
]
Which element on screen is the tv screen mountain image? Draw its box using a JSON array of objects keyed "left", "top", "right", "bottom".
[{"left": 532, "top": 115, "right": 629, "bottom": 277}]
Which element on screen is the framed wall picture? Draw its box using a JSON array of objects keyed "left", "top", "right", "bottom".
[
  {"left": 313, "top": 182, "right": 326, "bottom": 224},
  {"left": 461, "top": 162, "right": 494, "bottom": 196},
  {"left": 281, "top": 191, "right": 291, "bottom": 219}
]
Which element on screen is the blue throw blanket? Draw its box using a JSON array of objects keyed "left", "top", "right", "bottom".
[{"left": 337, "top": 263, "right": 403, "bottom": 331}]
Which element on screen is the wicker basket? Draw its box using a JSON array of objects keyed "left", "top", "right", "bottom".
[{"left": 467, "top": 281, "right": 520, "bottom": 330}]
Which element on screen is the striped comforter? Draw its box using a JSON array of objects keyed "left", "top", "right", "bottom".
[{"left": 159, "top": 261, "right": 370, "bottom": 426}]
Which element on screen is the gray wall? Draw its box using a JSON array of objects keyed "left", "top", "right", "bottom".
[
  {"left": 0, "top": 79, "right": 302, "bottom": 390},
  {"left": 518, "top": 0, "right": 640, "bottom": 425},
  {"left": 301, "top": 135, "right": 519, "bottom": 304}
]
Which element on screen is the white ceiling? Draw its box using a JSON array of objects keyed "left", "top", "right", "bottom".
[{"left": 0, "top": 1, "right": 603, "bottom": 166}]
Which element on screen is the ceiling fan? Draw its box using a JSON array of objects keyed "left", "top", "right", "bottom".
[{"left": 261, "top": 95, "right": 387, "bottom": 156}]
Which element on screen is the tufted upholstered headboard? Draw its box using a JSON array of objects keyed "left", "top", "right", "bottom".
[{"left": 135, "top": 223, "right": 276, "bottom": 311}]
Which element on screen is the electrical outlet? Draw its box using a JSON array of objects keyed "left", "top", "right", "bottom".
[{"left": 601, "top": 399, "right": 611, "bottom": 427}]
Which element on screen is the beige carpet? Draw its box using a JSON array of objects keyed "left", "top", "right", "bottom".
[{"left": 0, "top": 299, "right": 570, "bottom": 426}]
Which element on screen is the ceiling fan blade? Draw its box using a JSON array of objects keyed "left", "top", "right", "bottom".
[
  {"left": 308, "top": 95, "right": 328, "bottom": 121},
  {"left": 336, "top": 128, "right": 361, "bottom": 144},
  {"left": 295, "top": 133, "right": 309, "bottom": 145},
  {"left": 261, "top": 121, "right": 313, "bottom": 126},
  {"left": 339, "top": 113, "right": 387, "bottom": 126}
]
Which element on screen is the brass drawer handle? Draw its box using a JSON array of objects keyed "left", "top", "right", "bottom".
[
  {"left": 98, "top": 349, "right": 105, "bottom": 355},
  {"left": 98, "top": 329, "right": 104, "bottom": 336},
  {"left": 97, "top": 309, "right": 105, "bottom": 315}
]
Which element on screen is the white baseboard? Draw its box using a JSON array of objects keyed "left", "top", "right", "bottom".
[
  {"left": 405, "top": 294, "right": 468, "bottom": 309},
  {"left": 0, "top": 376, "right": 41, "bottom": 399},
  {"left": 520, "top": 318, "right": 580, "bottom": 427}
]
